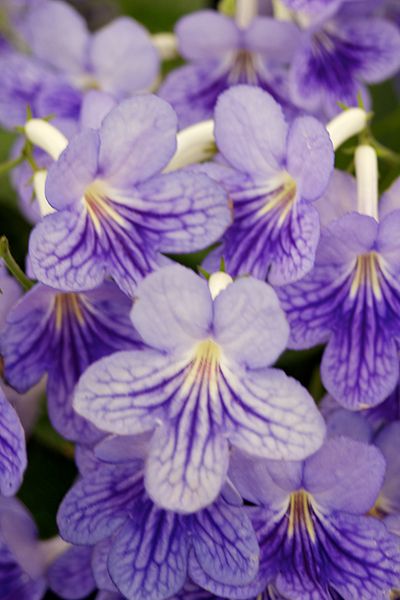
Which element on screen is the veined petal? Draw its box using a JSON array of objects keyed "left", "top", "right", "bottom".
[
  {"left": 90, "top": 17, "right": 159, "bottom": 96},
  {"left": 29, "top": 206, "right": 107, "bottom": 292},
  {"left": 108, "top": 504, "right": 187, "bottom": 600},
  {"left": 135, "top": 171, "right": 231, "bottom": 254},
  {"left": 145, "top": 417, "right": 229, "bottom": 513},
  {"left": 213, "top": 277, "right": 289, "bottom": 369},
  {"left": 214, "top": 86, "right": 287, "bottom": 178},
  {"left": 0, "top": 392, "right": 27, "bottom": 496},
  {"left": 222, "top": 366, "right": 326, "bottom": 460},
  {"left": 131, "top": 265, "right": 213, "bottom": 354},
  {"left": 188, "top": 501, "right": 259, "bottom": 585},
  {"left": 92, "top": 538, "right": 117, "bottom": 593},
  {"left": 57, "top": 463, "right": 143, "bottom": 545},
  {"left": 74, "top": 349, "right": 188, "bottom": 435}
]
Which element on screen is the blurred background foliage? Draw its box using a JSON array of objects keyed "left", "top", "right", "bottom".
[{"left": 0, "top": 1, "right": 399, "bottom": 598}]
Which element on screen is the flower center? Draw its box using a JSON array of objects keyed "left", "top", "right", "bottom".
[
  {"left": 287, "top": 489, "right": 316, "bottom": 543},
  {"left": 83, "top": 180, "right": 126, "bottom": 233},
  {"left": 350, "top": 252, "right": 382, "bottom": 300},
  {"left": 54, "top": 293, "right": 85, "bottom": 329},
  {"left": 185, "top": 339, "right": 221, "bottom": 388},
  {"left": 228, "top": 50, "right": 259, "bottom": 85},
  {"left": 258, "top": 174, "right": 297, "bottom": 225}
]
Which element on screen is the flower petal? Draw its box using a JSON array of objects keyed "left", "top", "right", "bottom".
[
  {"left": 188, "top": 501, "right": 259, "bottom": 585},
  {"left": 79, "top": 90, "right": 116, "bottom": 130},
  {"left": 304, "top": 437, "right": 386, "bottom": 514},
  {"left": 214, "top": 86, "right": 287, "bottom": 178},
  {"left": 313, "top": 169, "right": 357, "bottom": 227},
  {"left": 131, "top": 264, "right": 212, "bottom": 353},
  {"left": 135, "top": 171, "right": 230, "bottom": 253},
  {"left": 90, "top": 17, "right": 159, "bottom": 96},
  {"left": 213, "top": 277, "right": 289, "bottom": 369},
  {"left": 98, "top": 95, "right": 177, "bottom": 187},
  {"left": 374, "top": 422, "right": 400, "bottom": 514},
  {"left": 108, "top": 505, "right": 187, "bottom": 600},
  {"left": 47, "top": 546, "right": 96, "bottom": 600},
  {"left": 286, "top": 116, "right": 334, "bottom": 202},
  {"left": 176, "top": 10, "right": 239, "bottom": 61},
  {"left": 244, "top": 17, "right": 301, "bottom": 61},
  {"left": 0, "top": 392, "right": 26, "bottom": 497},
  {"left": 222, "top": 366, "right": 326, "bottom": 460},
  {"left": 145, "top": 419, "right": 229, "bottom": 513},
  {"left": 29, "top": 207, "right": 107, "bottom": 292},
  {"left": 57, "top": 464, "right": 143, "bottom": 545}
]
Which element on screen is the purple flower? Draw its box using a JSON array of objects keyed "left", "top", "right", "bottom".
[
  {"left": 0, "top": 280, "right": 142, "bottom": 443},
  {"left": 285, "top": 0, "right": 400, "bottom": 118},
  {"left": 0, "top": 497, "right": 47, "bottom": 599},
  {"left": 28, "top": 95, "right": 230, "bottom": 296},
  {"left": 57, "top": 436, "right": 260, "bottom": 600},
  {"left": 47, "top": 545, "right": 96, "bottom": 599},
  {"left": 74, "top": 263, "right": 325, "bottom": 513},
  {"left": 159, "top": 9, "right": 301, "bottom": 127},
  {"left": 0, "top": 387, "right": 26, "bottom": 496},
  {"left": 278, "top": 173, "right": 400, "bottom": 409},
  {"left": 221, "top": 437, "right": 400, "bottom": 599},
  {"left": 202, "top": 85, "right": 333, "bottom": 285}
]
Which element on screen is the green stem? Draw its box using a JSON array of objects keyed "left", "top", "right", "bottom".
[
  {"left": 0, "top": 155, "right": 24, "bottom": 178},
  {"left": 0, "top": 237, "right": 34, "bottom": 291}
]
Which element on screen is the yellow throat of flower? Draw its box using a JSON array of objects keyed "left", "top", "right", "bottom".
[
  {"left": 350, "top": 252, "right": 382, "bottom": 300},
  {"left": 287, "top": 489, "right": 316, "bottom": 543}
]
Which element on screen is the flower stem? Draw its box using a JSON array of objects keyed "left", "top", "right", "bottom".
[{"left": 0, "top": 236, "right": 34, "bottom": 291}]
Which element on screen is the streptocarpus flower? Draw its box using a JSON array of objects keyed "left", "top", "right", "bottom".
[
  {"left": 278, "top": 167, "right": 400, "bottom": 409},
  {"left": 74, "top": 264, "right": 325, "bottom": 513},
  {"left": 220, "top": 437, "right": 400, "bottom": 600},
  {"left": 0, "top": 387, "right": 26, "bottom": 496},
  {"left": 0, "top": 281, "right": 142, "bottom": 443},
  {"left": 57, "top": 436, "right": 260, "bottom": 600},
  {"left": 21, "top": 0, "right": 159, "bottom": 121},
  {"left": 159, "top": 8, "right": 301, "bottom": 127},
  {"left": 28, "top": 95, "right": 230, "bottom": 296},
  {"left": 283, "top": 0, "right": 400, "bottom": 118},
  {"left": 202, "top": 85, "right": 333, "bottom": 285}
]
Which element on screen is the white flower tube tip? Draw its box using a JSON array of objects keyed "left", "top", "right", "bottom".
[
  {"left": 235, "top": 0, "right": 259, "bottom": 28},
  {"left": 25, "top": 119, "right": 68, "bottom": 161},
  {"left": 355, "top": 144, "right": 378, "bottom": 220},
  {"left": 327, "top": 108, "right": 369, "bottom": 151},
  {"left": 209, "top": 271, "right": 233, "bottom": 300},
  {"left": 164, "top": 119, "right": 215, "bottom": 172}
]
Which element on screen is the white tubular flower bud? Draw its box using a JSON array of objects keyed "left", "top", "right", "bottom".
[
  {"left": 355, "top": 145, "right": 379, "bottom": 220},
  {"left": 151, "top": 33, "right": 178, "bottom": 60},
  {"left": 164, "top": 120, "right": 215, "bottom": 172},
  {"left": 25, "top": 119, "right": 68, "bottom": 161},
  {"left": 326, "top": 108, "right": 368, "bottom": 151},
  {"left": 209, "top": 271, "right": 233, "bottom": 300},
  {"left": 33, "top": 170, "right": 55, "bottom": 216},
  {"left": 39, "top": 536, "right": 71, "bottom": 568},
  {"left": 236, "top": 0, "right": 258, "bottom": 28}
]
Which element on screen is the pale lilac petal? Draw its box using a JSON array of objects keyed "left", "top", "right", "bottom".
[
  {"left": 74, "top": 350, "right": 186, "bottom": 435},
  {"left": 98, "top": 96, "right": 177, "bottom": 187},
  {"left": 286, "top": 116, "right": 334, "bottom": 201},
  {"left": 376, "top": 210, "right": 400, "bottom": 273},
  {"left": 108, "top": 507, "right": 187, "bottom": 600},
  {"left": 0, "top": 265, "right": 21, "bottom": 327},
  {"left": 213, "top": 277, "right": 289, "bottom": 369},
  {"left": 24, "top": 0, "right": 88, "bottom": 73},
  {"left": 131, "top": 265, "right": 212, "bottom": 353},
  {"left": 188, "top": 502, "right": 259, "bottom": 585},
  {"left": 344, "top": 18, "right": 400, "bottom": 83},
  {"left": 176, "top": 10, "right": 239, "bottom": 61},
  {"left": 145, "top": 420, "right": 229, "bottom": 513},
  {"left": 57, "top": 464, "right": 143, "bottom": 545},
  {"left": 135, "top": 171, "right": 231, "bottom": 253},
  {"left": 28, "top": 207, "right": 107, "bottom": 292},
  {"left": 45, "top": 129, "right": 100, "bottom": 210},
  {"left": 379, "top": 176, "right": 400, "bottom": 218},
  {"left": 304, "top": 437, "right": 386, "bottom": 513},
  {"left": 313, "top": 169, "right": 357, "bottom": 227},
  {"left": 244, "top": 17, "right": 301, "bottom": 61},
  {"left": 90, "top": 17, "right": 159, "bottom": 96},
  {"left": 229, "top": 450, "right": 302, "bottom": 507},
  {"left": 47, "top": 546, "right": 96, "bottom": 600},
  {"left": 0, "top": 391, "right": 27, "bottom": 496},
  {"left": 223, "top": 366, "right": 326, "bottom": 460},
  {"left": 79, "top": 90, "right": 117, "bottom": 130},
  {"left": 214, "top": 86, "right": 287, "bottom": 178},
  {"left": 325, "top": 408, "right": 372, "bottom": 443},
  {"left": 374, "top": 422, "right": 400, "bottom": 514}
]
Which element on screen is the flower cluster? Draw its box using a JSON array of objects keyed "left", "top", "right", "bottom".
[{"left": 1, "top": 1, "right": 400, "bottom": 599}]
